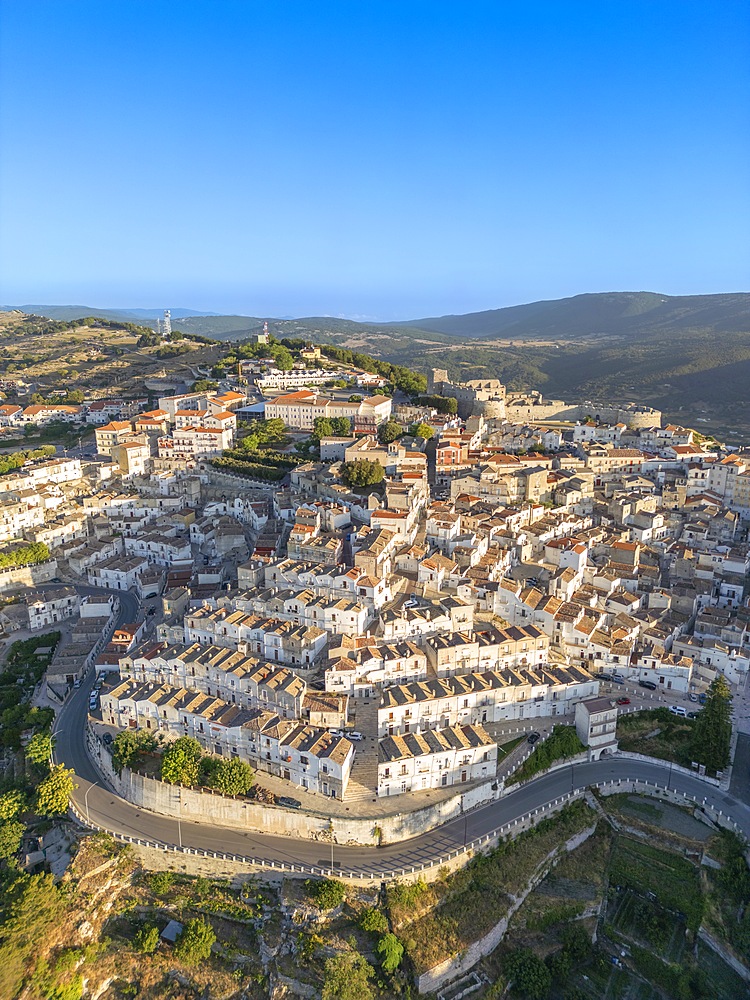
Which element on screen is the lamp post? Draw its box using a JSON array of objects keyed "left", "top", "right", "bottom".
[
  {"left": 84, "top": 780, "right": 99, "bottom": 826},
  {"left": 177, "top": 787, "right": 182, "bottom": 849}
]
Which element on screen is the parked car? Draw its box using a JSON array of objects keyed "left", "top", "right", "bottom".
[
  {"left": 698, "top": 693, "right": 707, "bottom": 705},
  {"left": 611, "top": 674, "right": 626, "bottom": 685},
  {"left": 616, "top": 697, "right": 631, "bottom": 706},
  {"left": 88, "top": 693, "right": 99, "bottom": 711},
  {"left": 688, "top": 692, "right": 698, "bottom": 702},
  {"left": 596, "top": 672, "right": 614, "bottom": 682},
  {"left": 328, "top": 729, "right": 345, "bottom": 739},
  {"left": 687, "top": 711, "right": 701, "bottom": 720},
  {"left": 638, "top": 679, "right": 657, "bottom": 690},
  {"left": 277, "top": 796, "right": 302, "bottom": 810},
  {"left": 669, "top": 705, "right": 687, "bottom": 717},
  {"left": 346, "top": 731, "right": 364, "bottom": 741},
  {"left": 527, "top": 732, "right": 541, "bottom": 745},
  {"left": 102, "top": 732, "right": 113, "bottom": 745}
]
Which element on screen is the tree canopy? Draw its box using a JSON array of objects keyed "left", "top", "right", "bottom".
[
  {"left": 112, "top": 729, "right": 159, "bottom": 775},
  {"left": 211, "top": 757, "right": 254, "bottom": 796},
  {"left": 160, "top": 736, "right": 203, "bottom": 786},
  {"left": 35, "top": 765, "right": 76, "bottom": 816},
  {"left": 376, "top": 932, "right": 404, "bottom": 973},
  {"left": 341, "top": 459, "right": 385, "bottom": 488},
  {"left": 377, "top": 419, "right": 402, "bottom": 444},
  {"left": 321, "top": 952, "right": 375, "bottom": 1000},
  {"left": 409, "top": 421, "right": 434, "bottom": 440}
]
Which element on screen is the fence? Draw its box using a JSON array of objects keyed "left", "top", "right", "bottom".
[{"left": 70, "top": 776, "right": 748, "bottom": 885}]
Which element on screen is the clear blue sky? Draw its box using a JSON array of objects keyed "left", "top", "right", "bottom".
[{"left": 1, "top": 1, "right": 748, "bottom": 320}]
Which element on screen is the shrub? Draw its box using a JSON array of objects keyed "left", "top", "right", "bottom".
[
  {"left": 305, "top": 878, "right": 346, "bottom": 910},
  {"left": 133, "top": 923, "right": 160, "bottom": 954},
  {"left": 360, "top": 907, "right": 389, "bottom": 934},
  {"left": 376, "top": 932, "right": 404, "bottom": 973},
  {"left": 173, "top": 917, "right": 216, "bottom": 965}
]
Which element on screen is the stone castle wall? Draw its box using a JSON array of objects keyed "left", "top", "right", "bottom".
[{"left": 427, "top": 371, "right": 661, "bottom": 429}]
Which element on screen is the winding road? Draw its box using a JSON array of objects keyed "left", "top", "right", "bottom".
[{"left": 51, "top": 590, "right": 750, "bottom": 877}]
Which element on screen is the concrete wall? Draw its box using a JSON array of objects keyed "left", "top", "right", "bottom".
[
  {"left": 505, "top": 401, "right": 661, "bottom": 429},
  {"left": 0, "top": 559, "right": 59, "bottom": 593}
]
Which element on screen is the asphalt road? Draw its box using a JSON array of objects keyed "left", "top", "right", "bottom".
[{"left": 49, "top": 586, "right": 750, "bottom": 877}]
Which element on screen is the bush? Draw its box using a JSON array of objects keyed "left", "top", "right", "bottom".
[
  {"left": 173, "top": 917, "right": 216, "bottom": 965},
  {"left": 360, "top": 907, "right": 389, "bottom": 934},
  {"left": 210, "top": 757, "right": 254, "bottom": 796},
  {"left": 147, "top": 871, "right": 175, "bottom": 896},
  {"left": 305, "top": 878, "right": 346, "bottom": 910},
  {"left": 133, "top": 923, "right": 160, "bottom": 954},
  {"left": 321, "top": 952, "right": 375, "bottom": 1000}
]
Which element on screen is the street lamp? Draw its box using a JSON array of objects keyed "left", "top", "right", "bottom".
[
  {"left": 84, "top": 780, "right": 100, "bottom": 826},
  {"left": 177, "top": 787, "right": 182, "bottom": 849}
]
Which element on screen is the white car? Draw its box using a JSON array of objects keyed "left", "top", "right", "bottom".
[
  {"left": 328, "top": 729, "right": 345, "bottom": 739},
  {"left": 347, "top": 731, "right": 364, "bottom": 741}
]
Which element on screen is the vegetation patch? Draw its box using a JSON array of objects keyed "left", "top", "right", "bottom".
[
  {"left": 608, "top": 836, "right": 704, "bottom": 930},
  {"left": 506, "top": 725, "right": 585, "bottom": 785},
  {"left": 393, "top": 801, "right": 595, "bottom": 974}
]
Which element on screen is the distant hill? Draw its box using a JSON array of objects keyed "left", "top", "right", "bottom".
[
  {"left": 402, "top": 291, "right": 750, "bottom": 341},
  {"left": 0, "top": 305, "right": 217, "bottom": 323}
]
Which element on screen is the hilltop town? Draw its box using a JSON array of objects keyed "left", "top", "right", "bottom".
[{"left": 1, "top": 326, "right": 750, "bottom": 999}]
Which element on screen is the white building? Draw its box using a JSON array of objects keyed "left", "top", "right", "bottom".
[{"left": 377, "top": 723, "right": 497, "bottom": 797}]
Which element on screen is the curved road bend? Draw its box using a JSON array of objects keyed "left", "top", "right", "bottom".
[{"left": 52, "top": 599, "right": 750, "bottom": 875}]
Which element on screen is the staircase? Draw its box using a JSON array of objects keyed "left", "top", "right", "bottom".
[{"left": 344, "top": 696, "right": 380, "bottom": 804}]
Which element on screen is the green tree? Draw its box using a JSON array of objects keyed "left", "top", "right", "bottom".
[
  {"left": 331, "top": 416, "right": 352, "bottom": 436},
  {"left": 133, "top": 922, "right": 160, "bottom": 954},
  {"left": 0, "top": 789, "right": 25, "bottom": 820},
  {"left": 348, "top": 394, "right": 363, "bottom": 403},
  {"left": 305, "top": 877, "right": 346, "bottom": 910},
  {"left": 64, "top": 389, "right": 85, "bottom": 404},
  {"left": 112, "top": 729, "right": 159, "bottom": 774},
  {"left": 377, "top": 419, "right": 402, "bottom": 444},
  {"left": 359, "top": 907, "right": 389, "bottom": 934},
  {"left": 173, "top": 917, "right": 216, "bottom": 965},
  {"left": 25, "top": 731, "right": 54, "bottom": 767},
  {"left": 192, "top": 379, "right": 218, "bottom": 392},
  {"left": 160, "top": 736, "right": 203, "bottom": 786},
  {"left": 0, "top": 819, "right": 24, "bottom": 860},
  {"left": 504, "top": 948, "right": 552, "bottom": 1000},
  {"left": 376, "top": 932, "right": 404, "bottom": 973},
  {"left": 690, "top": 675, "right": 733, "bottom": 772},
  {"left": 311, "top": 416, "right": 335, "bottom": 442},
  {"left": 211, "top": 757, "right": 254, "bottom": 796},
  {"left": 409, "top": 421, "right": 434, "bottom": 440},
  {"left": 321, "top": 952, "right": 375, "bottom": 1000},
  {"left": 342, "top": 459, "right": 385, "bottom": 488},
  {"left": 35, "top": 765, "right": 76, "bottom": 816}
]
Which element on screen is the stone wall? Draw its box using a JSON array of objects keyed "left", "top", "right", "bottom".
[{"left": 0, "top": 558, "right": 58, "bottom": 593}]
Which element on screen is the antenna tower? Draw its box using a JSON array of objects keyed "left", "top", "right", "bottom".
[{"left": 163, "top": 310, "right": 172, "bottom": 337}]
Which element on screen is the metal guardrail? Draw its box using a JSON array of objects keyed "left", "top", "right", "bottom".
[{"left": 69, "top": 776, "right": 743, "bottom": 883}]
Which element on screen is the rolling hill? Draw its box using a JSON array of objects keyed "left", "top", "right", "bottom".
[{"left": 401, "top": 291, "right": 750, "bottom": 341}]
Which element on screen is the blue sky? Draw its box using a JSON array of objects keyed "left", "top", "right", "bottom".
[{"left": 0, "top": 1, "right": 748, "bottom": 320}]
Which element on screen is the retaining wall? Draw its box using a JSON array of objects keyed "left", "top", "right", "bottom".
[
  {"left": 0, "top": 559, "right": 58, "bottom": 593},
  {"left": 87, "top": 726, "right": 501, "bottom": 846}
]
